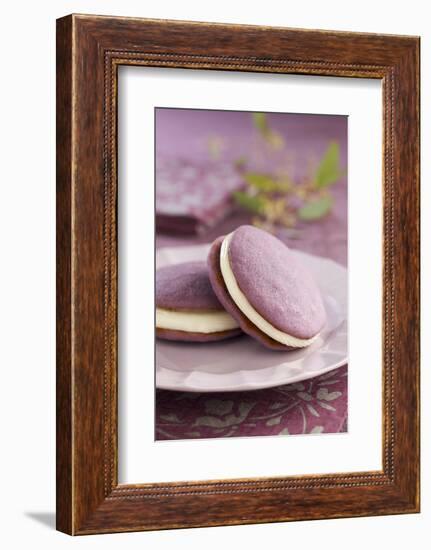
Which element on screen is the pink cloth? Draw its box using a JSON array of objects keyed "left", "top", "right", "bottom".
[{"left": 156, "top": 157, "right": 244, "bottom": 234}]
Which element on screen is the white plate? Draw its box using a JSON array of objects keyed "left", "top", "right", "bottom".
[{"left": 156, "top": 244, "right": 347, "bottom": 392}]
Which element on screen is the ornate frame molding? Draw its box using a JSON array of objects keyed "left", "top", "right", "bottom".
[{"left": 57, "top": 15, "right": 419, "bottom": 534}]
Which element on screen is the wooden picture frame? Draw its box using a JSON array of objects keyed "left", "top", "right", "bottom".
[{"left": 56, "top": 14, "right": 420, "bottom": 535}]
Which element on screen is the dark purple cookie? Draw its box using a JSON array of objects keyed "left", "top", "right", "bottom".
[
  {"left": 207, "top": 226, "right": 326, "bottom": 350},
  {"left": 156, "top": 261, "right": 241, "bottom": 342},
  {"left": 156, "top": 327, "right": 241, "bottom": 343}
]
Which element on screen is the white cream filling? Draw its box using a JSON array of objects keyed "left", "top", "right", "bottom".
[
  {"left": 220, "top": 233, "right": 319, "bottom": 348},
  {"left": 156, "top": 308, "right": 239, "bottom": 334}
]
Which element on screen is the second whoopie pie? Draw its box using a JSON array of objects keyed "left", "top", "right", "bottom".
[{"left": 156, "top": 261, "right": 241, "bottom": 342}]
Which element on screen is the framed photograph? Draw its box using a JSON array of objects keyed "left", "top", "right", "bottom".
[{"left": 56, "top": 14, "right": 420, "bottom": 534}]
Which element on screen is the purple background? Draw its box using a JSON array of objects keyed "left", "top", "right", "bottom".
[{"left": 156, "top": 108, "right": 347, "bottom": 179}]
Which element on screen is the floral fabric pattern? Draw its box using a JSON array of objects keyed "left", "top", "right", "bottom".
[{"left": 156, "top": 365, "right": 347, "bottom": 440}]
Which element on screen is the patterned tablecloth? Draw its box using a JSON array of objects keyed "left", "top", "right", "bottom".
[
  {"left": 155, "top": 109, "right": 348, "bottom": 440},
  {"left": 156, "top": 365, "right": 347, "bottom": 440}
]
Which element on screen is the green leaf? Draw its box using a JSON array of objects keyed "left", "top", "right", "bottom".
[
  {"left": 233, "top": 191, "right": 265, "bottom": 214},
  {"left": 252, "top": 112, "right": 268, "bottom": 134},
  {"left": 244, "top": 172, "right": 291, "bottom": 192},
  {"left": 243, "top": 172, "right": 277, "bottom": 192},
  {"left": 298, "top": 196, "right": 333, "bottom": 220},
  {"left": 314, "top": 142, "right": 342, "bottom": 188}
]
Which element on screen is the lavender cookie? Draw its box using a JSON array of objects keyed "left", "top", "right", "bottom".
[
  {"left": 207, "top": 226, "right": 326, "bottom": 350},
  {"left": 156, "top": 261, "right": 241, "bottom": 342}
]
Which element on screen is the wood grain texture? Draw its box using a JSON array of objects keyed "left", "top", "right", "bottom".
[
  {"left": 56, "top": 14, "right": 420, "bottom": 535},
  {"left": 56, "top": 16, "right": 73, "bottom": 535}
]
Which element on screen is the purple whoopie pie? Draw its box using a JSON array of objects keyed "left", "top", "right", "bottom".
[
  {"left": 207, "top": 225, "right": 326, "bottom": 350},
  {"left": 156, "top": 261, "right": 241, "bottom": 342}
]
